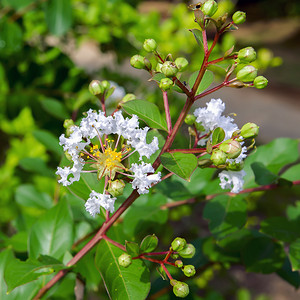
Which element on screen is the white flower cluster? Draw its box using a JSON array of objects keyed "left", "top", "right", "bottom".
[
  {"left": 194, "top": 98, "right": 247, "bottom": 193},
  {"left": 56, "top": 110, "right": 161, "bottom": 217}
]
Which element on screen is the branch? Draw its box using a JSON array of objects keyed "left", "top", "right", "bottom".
[{"left": 163, "top": 91, "right": 172, "bottom": 134}]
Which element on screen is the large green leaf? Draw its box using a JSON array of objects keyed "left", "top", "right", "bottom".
[
  {"left": 188, "top": 70, "right": 214, "bottom": 95},
  {"left": 45, "top": 0, "right": 73, "bottom": 36},
  {"left": 15, "top": 184, "right": 53, "bottom": 210},
  {"left": 276, "top": 257, "right": 300, "bottom": 288},
  {"left": 289, "top": 239, "right": 300, "bottom": 271},
  {"left": 251, "top": 162, "right": 278, "bottom": 185},
  {"left": 95, "top": 239, "right": 151, "bottom": 300},
  {"left": 121, "top": 100, "right": 168, "bottom": 131},
  {"left": 203, "top": 195, "right": 247, "bottom": 239},
  {"left": 160, "top": 152, "right": 198, "bottom": 181},
  {"left": 243, "top": 138, "right": 299, "bottom": 188},
  {"left": 19, "top": 157, "right": 54, "bottom": 177},
  {"left": 33, "top": 130, "right": 63, "bottom": 156},
  {"left": 4, "top": 255, "right": 66, "bottom": 293},
  {"left": 29, "top": 199, "right": 73, "bottom": 259},
  {"left": 241, "top": 237, "right": 285, "bottom": 273},
  {"left": 281, "top": 164, "right": 300, "bottom": 181}
]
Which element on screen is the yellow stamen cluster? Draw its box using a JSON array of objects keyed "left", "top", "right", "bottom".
[
  {"left": 104, "top": 147, "right": 122, "bottom": 170},
  {"left": 90, "top": 144, "right": 100, "bottom": 157}
]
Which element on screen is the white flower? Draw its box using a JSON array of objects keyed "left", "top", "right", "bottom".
[
  {"left": 130, "top": 162, "right": 161, "bottom": 194},
  {"left": 85, "top": 190, "right": 116, "bottom": 217},
  {"left": 218, "top": 170, "right": 246, "bottom": 193},
  {"left": 193, "top": 98, "right": 238, "bottom": 145}
]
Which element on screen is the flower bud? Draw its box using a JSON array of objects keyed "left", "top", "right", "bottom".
[
  {"left": 122, "top": 93, "right": 136, "bottom": 103},
  {"left": 101, "top": 80, "right": 110, "bottom": 90},
  {"left": 173, "top": 281, "right": 189, "bottom": 298},
  {"left": 219, "top": 139, "right": 242, "bottom": 159},
  {"left": 253, "top": 76, "right": 268, "bottom": 89},
  {"left": 227, "top": 161, "right": 244, "bottom": 171},
  {"left": 226, "top": 80, "right": 246, "bottom": 88},
  {"left": 161, "top": 61, "right": 179, "bottom": 77},
  {"left": 171, "top": 252, "right": 179, "bottom": 259},
  {"left": 63, "top": 119, "right": 74, "bottom": 129},
  {"left": 118, "top": 253, "right": 132, "bottom": 267},
  {"left": 211, "top": 149, "right": 227, "bottom": 166},
  {"left": 198, "top": 158, "right": 213, "bottom": 168},
  {"left": 178, "top": 243, "right": 196, "bottom": 258},
  {"left": 107, "top": 179, "right": 125, "bottom": 197},
  {"left": 238, "top": 47, "right": 256, "bottom": 63},
  {"left": 89, "top": 80, "right": 104, "bottom": 96},
  {"left": 156, "top": 63, "right": 163, "bottom": 72},
  {"left": 201, "top": 0, "right": 218, "bottom": 17},
  {"left": 143, "top": 39, "right": 157, "bottom": 52},
  {"left": 64, "top": 150, "right": 73, "bottom": 161},
  {"left": 232, "top": 11, "right": 246, "bottom": 25},
  {"left": 171, "top": 237, "right": 187, "bottom": 252},
  {"left": 184, "top": 114, "right": 196, "bottom": 125},
  {"left": 236, "top": 65, "right": 257, "bottom": 82},
  {"left": 183, "top": 265, "right": 196, "bottom": 277},
  {"left": 175, "top": 260, "right": 183, "bottom": 268},
  {"left": 241, "top": 122, "right": 259, "bottom": 139},
  {"left": 175, "top": 57, "right": 189, "bottom": 71},
  {"left": 130, "top": 55, "right": 146, "bottom": 69},
  {"left": 159, "top": 78, "right": 173, "bottom": 91}
]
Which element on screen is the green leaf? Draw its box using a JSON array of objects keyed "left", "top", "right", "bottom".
[
  {"left": 260, "top": 217, "right": 300, "bottom": 243},
  {"left": 203, "top": 195, "right": 247, "bottom": 239},
  {"left": 251, "top": 162, "right": 278, "bottom": 185},
  {"left": 125, "top": 241, "right": 140, "bottom": 257},
  {"left": 95, "top": 239, "right": 151, "bottom": 300},
  {"left": 0, "top": 17, "right": 23, "bottom": 56},
  {"left": 281, "top": 164, "right": 300, "bottom": 181},
  {"left": 150, "top": 73, "right": 166, "bottom": 83},
  {"left": 29, "top": 199, "right": 73, "bottom": 259},
  {"left": 45, "top": 0, "right": 73, "bottom": 36},
  {"left": 4, "top": 255, "right": 65, "bottom": 293},
  {"left": 40, "top": 98, "right": 69, "bottom": 120},
  {"left": 160, "top": 152, "right": 198, "bottom": 181},
  {"left": 189, "top": 70, "right": 214, "bottom": 95},
  {"left": 15, "top": 184, "right": 53, "bottom": 210},
  {"left": 289, "top": 239, "right": 300, "bottom": 271},
  {"left": 33, "top": 130, "right": 63, "bottom": 156},
  {"left": 243, "top": 138, "right": 299, "bottom": 188},
  {"left": 5, "top": 231, "right": 28, "bottom": 253},
  {"left": 140, "top": 234, "right": 159, "bottom": 253},
  {"left": 121, "top": 100, "right": 168, "bottom": 131},
  {"left": 19, "top": 157, "right": 54, "bottom": 177},
  {"left": 212, "top": 127, "right": 225, "bottom": 145},
  {"left": 189, "top": 29, "right": 203, "bottom": 47},
  {"left": 276, "top": 257, "right": 300, "bottom": 288},
  {"left": 1, "top": 0, "right": 34, "bottom": 10},
  {"left": 241, "top": 237, "right": 285, "bottom": 273}
]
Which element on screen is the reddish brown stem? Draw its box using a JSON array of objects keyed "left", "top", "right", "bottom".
[
  {"left": 167, "top": 148, "right": 206, "bottom": 154},
  {"left": 103, "top": 235, "right": 126, "bottom": 251},
  {"left": 163, "top": 91, "right": 172, "bottom": 134}
]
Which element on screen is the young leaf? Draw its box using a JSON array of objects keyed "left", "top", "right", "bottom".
[
  {"left": 121, "top": 100, "right": 168, "bottom": 131},
  {"left": 203, "top": 195, "right": 247, "bottom": 239},
  {"left": 150, "top": 73, "right": 166, "bottom": 84},
  {"left": 160, "top": 152, "right": 198, "bottom": 181},
  {"left": 211, "top": 127, "right": 225, "bottom": 145},
  {"left": 125, "top": 241, "right": 140, "bottom": 257},
  {"left": 45, "top": 0, "right": 73, "bottom": 36},
  {"left": 188, "top": 70, "right": 214, "bottom": 95},
  {"left": 189, "top": 29, "right": 203, "bottom": 48},
  {"left": 140, "top": 234, "right": 159, "bottom": 253},
  {"left": 95, "top": 239, "right": 150, "bottom": 300},
  {"left": 29, "top": 199, "right": 74, "bottom": 260},
  {"left": 251, "top": 162, "right": 278, "bottom": 185},
  {"left": 40, "top": 98, "right": 69, "bottom": 120}
]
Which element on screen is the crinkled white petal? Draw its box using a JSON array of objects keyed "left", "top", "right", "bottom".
[
  {"left": 218, "top": 170, "right": 246, "bottom": 193},
  {"left": 130, "top": 162, "right": 161, "bottom": 194},
  {"left": 85, "top": 190, "right": 116, "bottom": 217}
]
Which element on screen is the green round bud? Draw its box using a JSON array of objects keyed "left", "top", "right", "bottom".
[
  {"left": 156, "top": 63, "right": 163, "bottom": 72},
  {"left": 143, "top": 39, "right": 157, "bottom": 52},
  {"left": 178, "top": 243, "right": 196, "bottom": 258},
  {"left": 122, "top": 93, "right": 136, "bottom": 103},
  {"left": 184, "top": 114, "right": 196, "bottom": 125},
  {"left": 130, "top": 55, "right": 146, "bottom": 69},
  {"left": 159, "top": 78, "right": 173, "bottom": 91},
  {"left": 170, "top": 279, "right": 178, "bottom": 287},
  {"left": 198, "top": 158, "right": 213, "bottom": 168},
  {"left": 201, "top": 0, "right": 218, "bottom": 17},
  {"left": 107, "top": 179, "right": 125, "bottom": 197},
  {"left": 226, "top": 80, "right": 246, "bottom": 88},
  {"left": 253, "top": 76, "right": 268, "bottom": 89},
  {"left": 118, "top": 253, "right": 132, "bottom": 267},
  {"left": 238, "top": 47, "right": 256, "bottom": 63},
  {"left": 101, "top": 80, "right": 110, "bottom": 90},
  {"left": 232, "top": 11, "right": 246, "bottom": 25},
  {"left": 219, "top": 139, "right": 242, "bottom": 159},
  {"left": 183, "top": 265, "right": 196, "bottom": 277},
  {"left": 171, "top": 237, "right": 187, "bottom": 252},
  {"left": 63, "top": 119, "right": 74, "bottom": 129},
  {"left": 89, "top": 80, "right": 104, "bottom": 96},
  {"left": 173, "top": 281, "right": 189, "bottom": 298},
  {"left": 64, "top": 150, "right": 72, "bottom": 161},
  {"left": 211, "top": 149, "right": 227, "bottom": 166},
  {"left": 175, "top": 57, "right": 189, "bottom": 72},
  {"left": 161, "top": 61, "right": 179, "bottom": 77},
  {"left": 241, "top": 122, "right": 259, "bottom": 139},
  {"left": 175, "top": 260, "right": 184, "bottom": 268},
  {"left": 236, "top": 65, "right": 257, "bottom": 82}
]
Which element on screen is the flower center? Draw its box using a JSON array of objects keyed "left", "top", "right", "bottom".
[{"left": 103, "top": 147, "right": 123, "bottom": 170}]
